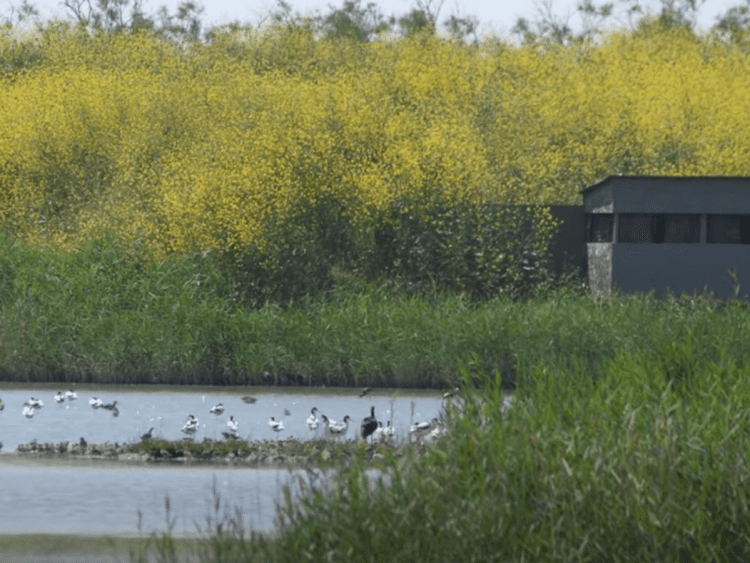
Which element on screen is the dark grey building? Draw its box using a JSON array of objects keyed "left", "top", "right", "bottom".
[{"left": 584, "top": 176, "right": 750, "bottom": 297}]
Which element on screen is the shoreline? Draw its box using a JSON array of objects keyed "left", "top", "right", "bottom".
[
  {"left": 8, "top": 436, "right": 429, "bottom": 468},
  {"left": 0, "top": 381, "right": 443, "bottom": 397}
]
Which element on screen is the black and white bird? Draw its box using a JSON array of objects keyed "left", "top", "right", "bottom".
[
  {"left": 141, "top": 427, "right": 154, "bottom": 441},
  {"left": 182, "top": 415, "right": 199, "bottom": 435},
  {"left": 65, "top": 389, "right": 78, "bottom": 400},
  {"left": 22, "top": 404, "right": 35, "bottom": 418},
  {"left": 227, "top": 416, "right": 239, "bottom": 434},
  {"left": 268, "top": 416, "right": 284, "bottom": 433},
  {"left": 89, "top": 397, "right": 103, "bottom": 409},
  {"left": 383, "top": 420, "right": 395, "bottom": 440},
  {"left": 442, "top": 387, "right": 460, "bottom": 400},
  {"left": 54, "top": 392, "right": 65, "bottom": 404},
  {"left": 28, "top": 397, "right": 43, "bottom": 409},
  {"left": 306, "top": 407, "right": 320, "bottom": 430},
  {"left": 360, "top": 406, "right": 378, "bottom": 442},
  {"left": 210, "top": 403, "right": 224, "bottom": 415},
  {"left": 0, "top": 396, "right": 4, "bottom": 411},
  {"left": 410, "top": 418, "right": 439, "bottom": 440},
  {"left": 328, "top": 415, "right": 351, "bottom": 438}
]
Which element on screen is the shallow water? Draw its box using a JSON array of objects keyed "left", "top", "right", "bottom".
[
  {"left": 0, "top": 388, "right": 440, "bottom": 538},
  {"left": 0, "top": 389, "right": 443, "bottom": 452},
  {"left": 0, "top": 457, "right": 297, "bottom": 537}
]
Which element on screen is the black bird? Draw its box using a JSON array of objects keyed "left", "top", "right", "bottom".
[
  {"left": 360, "top": 406, "right": 378, "bottom": 442},
  {"left": 141, "top": 428, "right": 154, "bottom": 441},
  {"left": 101, "top": 400, "right": 118, "bottom": 410},
  {"left": 242, "top": 396, "right": 257, "bottom": 404},
  {"left": 79, "top": 437, "right": 87, "bottom": 449}
]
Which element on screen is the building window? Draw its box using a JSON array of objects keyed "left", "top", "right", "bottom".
[
  {"left": 707, "top": 215, "right": 750, "bottom": 244},
  {"left": 586, "top": 214, "right": 613, "bottom": 242},
  {"left": 618, "top": 214, "right": 700, "bottom": 244}
]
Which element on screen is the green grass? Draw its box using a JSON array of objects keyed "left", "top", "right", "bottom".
[
  {"left": 123, "top": 296, "right": 750, "bottom": 562},
  {"left": 2, "top": 234, "right": 750, "bottom": 392}
]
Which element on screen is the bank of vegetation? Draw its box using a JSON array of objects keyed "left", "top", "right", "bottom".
[
  {"left": 126, "top": 326, "right": 750, "bottom": 562},
  {"left": 4, "top": 233, "right": 750, "bottom": 389}
]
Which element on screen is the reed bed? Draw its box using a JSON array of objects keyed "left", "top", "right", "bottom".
[
  {"left": 132, "top": 334, "right": 750, "bottom": 562},
  {"left": 3, "top": 234, "right": 750, "bottom": 391}
]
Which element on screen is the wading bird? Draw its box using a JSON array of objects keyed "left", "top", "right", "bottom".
[
  {"left": 268, "top": 417, "right": 284, "bottom": 433},
  {"left": 372, "top": 421, "right": 384, "bottom": 442},
  {"left": 360, "top": 406, "right": 378, "bottom": 442},
  {"left": 210, "top": 403, "right": 224, "bottom": 415},
  {"left": 227, "top": 416, "right": 239, "bottom": 434},
  {"left": 54, "top": 392, "right": 64, "bottom": 404},
  {"left": 442, "top": 387, "right": 459, "bottom": 400},
  {"left": 89, "top": 397, "right": 103, "bottom": 409},
  {"left": 306, "top": 407, "right": 319, "bottom": 430},
  {"left": 22, "top": 404, "right": 35, "bottom": 418},
  {"left": 182, "top": 415, "right": 199, "bottom": 435},
  {"left": 65, "top": 389, "right": 78, "bottom": 400},
  {"left": 28, "top": 397, "right": 43, "bottom": 409},
  {"left": 327, "top": 415, "right": 351, "bottom": 439},
  {"left": 383, "top": 420, "right": 395, "bottom": 441},
  {"left": 410, "top": 418, "right": 439, "bottom": 440}
]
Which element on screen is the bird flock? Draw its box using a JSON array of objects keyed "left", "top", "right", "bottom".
[{"left": 2, "top": 388, "right": 452, "bottom": 445}]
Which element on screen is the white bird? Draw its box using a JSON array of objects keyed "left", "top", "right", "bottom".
[
  {"left": 210, "top": 403, "right": 224, "bottom": 415},
  {"left": 54, "top": 392, "right": 65, "bottom": 403},
  {"left": 268, "top": 417, "right": 284, "bottom": 433},
  {"left": 28, "top": 397, "right": 43, "bottom": 408},
  {"left": 384, "top": 420, "right": 395, "bottom": 440},
  {"left": 410, "top": 418, "right": 439, "bottom": 440},
  {"left": 89, "top": 397, "right": 103, "bottom": 409},
  {"left": 22, "top": 404, "right": 35, "bottom": 418},
  {"left": 428, "top": 424, "right": 446, "bottom": 441},
  {"left": 306, "top": 407, "right": 319, "bottom": 430},
  {"left": 65, "top": 390, "right": 78, "bottom": 400},
  {"left": 372, "top": 421, "right": 385, "bottom": 442},
  {"left": 328, "top": 415, "right": 351, "bottom": 438},
  {"left": 227, "top": 416, "right": 239, "bottom": 433},
  {"left": 182, "top": 415, "right": 199, "bottom": 435}
]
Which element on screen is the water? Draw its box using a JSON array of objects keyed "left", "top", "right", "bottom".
[
  {"left": 0, "top": 389, "right": 442, "bottom": 452},
  {"left": 0, "top": 388, "right": 442, "bottom": 538},
  {"left": 0, "top": 457, "right": 297, "bottom": 537}
]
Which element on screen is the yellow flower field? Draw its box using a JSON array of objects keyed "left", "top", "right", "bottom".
[{"left": 1, "top": 23, "right": 749, "bottom": 259}]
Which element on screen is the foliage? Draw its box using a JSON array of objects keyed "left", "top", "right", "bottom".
[
  {"left": 4, "top": 24, "right": 750, "bottom": 299},
  {"left": 2, "top": 234, "right": 750, "bottom": 389},
  {"left": 132, "top": 326, "right": 750, "bottom": 562}
]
